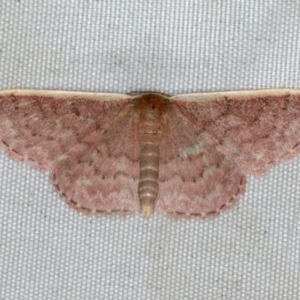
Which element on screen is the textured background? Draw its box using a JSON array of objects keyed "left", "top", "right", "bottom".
[{"left": 0, "top": 1, "right": 300, "bottom": 299}]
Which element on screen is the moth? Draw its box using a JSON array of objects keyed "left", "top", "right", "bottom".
[{"left": 1, "top": 89, "right": 300, "bottom": 218}]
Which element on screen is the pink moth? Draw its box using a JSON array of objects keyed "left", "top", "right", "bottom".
[{"left": 1, "top": 89, "right": 300, "bottom": 218}]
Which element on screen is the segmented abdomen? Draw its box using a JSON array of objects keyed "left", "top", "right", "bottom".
[{"left": 137, "top": 94, "right": 166, "bottom": 216}]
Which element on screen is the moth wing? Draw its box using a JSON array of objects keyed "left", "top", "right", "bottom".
[
  {"left": 171, "top": 89, "right": 300, "bottom": 176},
  {"left": 0, "top": 90, "right": 141, "bottom": 214},
  {"left": 0, "top": 90, "right": 132, "bottom": 171},
  {"left": 156, "top": 104, "right": 246, "bottom": 218}
]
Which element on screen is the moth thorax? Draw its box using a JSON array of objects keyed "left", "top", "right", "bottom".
[{"left": 137, "top": 94, "right": 166, "bottom": 216}]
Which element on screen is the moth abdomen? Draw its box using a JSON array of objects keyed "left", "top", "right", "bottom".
[{"left": 136, "top": 94, "right": 167, "bottom": 216}]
